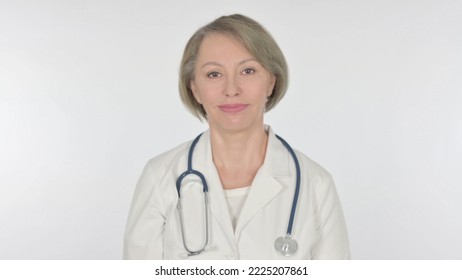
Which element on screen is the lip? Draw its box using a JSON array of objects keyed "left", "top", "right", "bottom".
[{"left": 218, "top": 103, "right": 248, "bottom": 113}]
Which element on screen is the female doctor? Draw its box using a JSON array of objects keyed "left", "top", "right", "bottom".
[{"left": 124, "top": 14, "right": 350, "bottom": 259}]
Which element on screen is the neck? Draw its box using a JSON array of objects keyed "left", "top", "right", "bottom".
[{"left": 209, "top": 123, "right": 268, "bottom": 189}]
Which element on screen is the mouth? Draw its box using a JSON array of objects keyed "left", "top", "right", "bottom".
[{"left": 218, "top": 103, "right": 249, "bottom": 113}]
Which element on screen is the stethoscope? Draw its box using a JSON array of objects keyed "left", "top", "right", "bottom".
[{"left": 176, "top": 133, "right": 301, "bottom": 257}]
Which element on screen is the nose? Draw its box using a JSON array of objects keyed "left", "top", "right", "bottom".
[{"left": 224, "top": 75, "right": 241, "bottom": 97}]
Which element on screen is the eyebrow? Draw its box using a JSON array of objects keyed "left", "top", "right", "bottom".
[{"left": 200, "top": 58, "right": 258, "bottom": 69}]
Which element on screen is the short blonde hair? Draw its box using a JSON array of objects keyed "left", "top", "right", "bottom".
[{"left": 179, "top": 14, "right": 289, "bottom": 121}]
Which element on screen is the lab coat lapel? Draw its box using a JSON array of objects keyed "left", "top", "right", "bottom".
[{"left": 234, "top": 129, "right": 291, "bottom": 239}]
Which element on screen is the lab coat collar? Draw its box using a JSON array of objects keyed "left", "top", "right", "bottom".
[{"left": 193, "top": 126, "right": 291, "bottom": 243}]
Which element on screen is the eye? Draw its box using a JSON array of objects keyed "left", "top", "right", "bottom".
[
  {"left": 207, "top": 71, "right": 221, "bottom": 78},
  {"left": 242, "top": 68, "right": 256, "bottom": 75}
]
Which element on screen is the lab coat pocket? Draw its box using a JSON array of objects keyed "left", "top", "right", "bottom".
[
  {"left": 162, "top": 204, "right": 175, "bottom": 259},
  {"left": 164, "top": 204, "right": 192, "bottom": 259}
]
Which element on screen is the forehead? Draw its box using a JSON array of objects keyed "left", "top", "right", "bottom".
[{"left": 196, "top": 33, "right": 253, "bottom": 62}]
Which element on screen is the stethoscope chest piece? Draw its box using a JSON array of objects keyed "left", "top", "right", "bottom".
[{"left": 274, "top": 235, "right": 298, "bottom": 257}]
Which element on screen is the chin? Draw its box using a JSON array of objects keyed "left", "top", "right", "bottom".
[{"left": 211, "top": 116, "right": 263, "bottom": 134}]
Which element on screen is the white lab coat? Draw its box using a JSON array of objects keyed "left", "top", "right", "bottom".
[{"left": 123, "top": 127, "right": 350, "bottom": 259}]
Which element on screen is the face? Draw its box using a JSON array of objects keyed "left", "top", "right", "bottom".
[{"left": 190, "top": 33, "right": 276, "bottom": 133}]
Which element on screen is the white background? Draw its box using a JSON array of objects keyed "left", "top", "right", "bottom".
[{"left": 0, "top": 0, "right": 461, "bottom": 259}]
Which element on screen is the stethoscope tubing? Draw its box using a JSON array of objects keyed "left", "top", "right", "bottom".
[
  {"left": 176, "top": 133, "right": 209, "bottom": 256},
  {"left": 176, "top": 133, "right": 207, "bottom": 196},
  {"left": 275, "top": 134, "right": 301, "bottom": 236},
  {"left": 175, "top": 132, "right": 301, "bottom": 256}
]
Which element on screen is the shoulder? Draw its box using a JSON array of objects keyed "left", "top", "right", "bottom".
[
  {"left": 293, "top": 149, "right": 333, "bottom": 183},
  {"left": 292, "top": 149, "right": 341, "bottom": 211},
  {"left": 133, "top": 139, "right": 193, "bottom": 206},
  {"left": 142, "top": 140, "right": 192, "bottom": 182},
  {"left": 267, "top": 126, "right": 334, "bottom": 185}
]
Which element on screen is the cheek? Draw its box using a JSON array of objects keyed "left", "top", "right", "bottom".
[
  {"left": 196, "top": 83, "right": 222, "bottom": 103},
  {"left": 190, "top": 80, "right": 201, "bottom": 104},
  {"left": 192, "top": 81, "right": 219, "bottom": 104},
  {"left": 248, "top": 80, "right": 273, "bottom": 97}
]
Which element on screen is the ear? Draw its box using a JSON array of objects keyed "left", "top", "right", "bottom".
[
  {"left": 269, "top": 74, "right": 276, "bottom": 96},
  {"left": 190, "top": 79, "right": 202, "bottom": 104}
]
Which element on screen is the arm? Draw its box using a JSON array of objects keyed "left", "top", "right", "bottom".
[
  {"left": 123, "top": 163, "right": 166, "bottom": 259},
  {"left": 311, "top": 174, "right": 350, "bottom": 259}
]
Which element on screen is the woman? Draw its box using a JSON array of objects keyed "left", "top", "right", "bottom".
[{"left": 124, "top": 14, "right": 350, "bottom": 259}]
